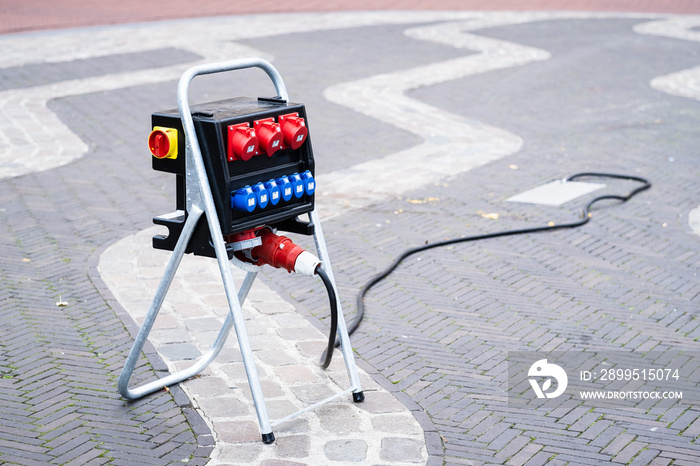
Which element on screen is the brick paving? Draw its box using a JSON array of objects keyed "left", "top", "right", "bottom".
[
  {"left": 98, "top": 227, "right": 427, "bottom": 464},
  {"left": 247, "top": 12, "right": 700, "bottom": 466},
  {"left": 0, "top": 3, "right": 699, "bottom": 466},
  {"left": 0, "top": 109, "right": 211, "bottom": 463}
]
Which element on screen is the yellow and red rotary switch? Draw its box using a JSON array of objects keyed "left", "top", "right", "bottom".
[
  {"left": 279, "top": 113, "right": 308, "bottom": 150},
  {"left": 228, "top": 123, "right": 259, "bottom": 162},
  {"left": 253, "top": 118, "right": 283, "bottom": 156},
  {"left": 148, "top": 126, "right": 178, "bottom": 159}
]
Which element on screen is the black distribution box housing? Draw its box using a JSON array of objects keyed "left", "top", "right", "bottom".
[{"left": 151, "top": 97, "right": 316, "bottom": 258}]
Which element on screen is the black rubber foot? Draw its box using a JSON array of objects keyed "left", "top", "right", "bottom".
[
  {"left": 262, "top": 432, "right": 275, "bottom": 444},
  {"left": 352, "top": 391, "right": 365, "bottom": 403}
]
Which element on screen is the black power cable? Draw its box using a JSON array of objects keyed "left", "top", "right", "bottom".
[
  {"left": 341, "top": 172, "right": 651, "bottom": 344},
  {"left": 315, "top": 265, "right": 338, "bottom": 369}
]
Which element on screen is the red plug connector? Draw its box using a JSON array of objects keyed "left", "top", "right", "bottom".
[
  {"left": 240, "top": 228, "right": 336, "bottom": 370},
  {"left": 249, "top": 229, "right": 320, "bottom": 276}
]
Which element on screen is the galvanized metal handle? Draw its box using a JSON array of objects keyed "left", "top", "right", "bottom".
[{"left": 177, "top": 57, "right": 289, "bottom": 117}]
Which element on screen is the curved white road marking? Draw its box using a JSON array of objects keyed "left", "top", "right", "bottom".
[
  {"left": 0, "top": 11, "right": 484, "bottom": 179},
  {"left": 0, "top": 43, "right": 268, "bottom": 178},
  {"left": 634, "top": 16, "right": 700, "bottom": 100},
  {"left": 0, "top": 11, "right": 656, "bottom": 182},
  {"left": 634, "top": 15, "right": 700, "bottom": 236},
  {"left": 0, "top": 64, "right": 206, "bottom": 178},
  {"left": 319, "top": 15, "right": 553, "bottom": 217},
  {"left": 0, "top": 12, "right": 483, "bottom": 67},
  {"left": 690, "top": 207, "right": 700, "bottom": 236},
  {"left": 315, "top": 10, "right": 658, "bottom": 218}
]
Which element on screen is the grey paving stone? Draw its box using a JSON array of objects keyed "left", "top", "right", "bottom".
[
  {"left": 273, "top": 365, "right": 318, "bottom": 384},
  {"left": 255, "top": 349, "right": 299, "bottom": 366},
  {"left": 156, "top": 343, "right": 202, "bottom": 361},
  {"left": 317, "top": 404, "right": 363, "bottom": 435},
  {"left": 260, "top": 460, "right": 307, "bottom": 466},
  {"left": 381, "top": 437, "right": 425, "bottom": 463},
  {"left": 216, "top": 420, "right": 261, "bottom": 443},
  {"left": 372, "top": 413, "right": 423, "bottom": 434},
  {"left": 181, "top": 374, "right": 230, "bottom": 396},
  {"left": 276, "top": 326, "right": 325, "bottom": 341},
  {"left": 289, "top": 383, "right": 336, "bottom": 404},
  {"left": 324, "top": 439, "right": 368, "bottom": 462},
  {"left": 240, "top": 380, "right": 286, "bottom": 400},
  {"left": 274, "top": 434, "right": 311, "bottom": 459},
  {"left": 196, "top": 396, "right": 249, "bottom": 419},
  {"left": 216, "top": 441, "right": 263, "bottom": 464},
  {"left": 357, "top": 391, "right": 407, "bottom": 414}
]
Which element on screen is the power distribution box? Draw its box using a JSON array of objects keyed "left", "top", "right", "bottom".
[{"left": 150, "top": 97, "right": 316, "bottom": 258}]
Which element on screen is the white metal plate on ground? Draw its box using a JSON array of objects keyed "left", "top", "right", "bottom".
[{"left": 506, "top": 180, "right": 606, "bottom": 206}]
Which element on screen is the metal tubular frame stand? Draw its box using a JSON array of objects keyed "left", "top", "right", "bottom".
[{"left": 117, "top": 58, "right": 363, "bottom": 444}]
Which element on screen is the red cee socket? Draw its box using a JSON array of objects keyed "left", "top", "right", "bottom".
[
  {"left": 254, "top": 118, "right": 283, "bottom": 156},
  {"left": 279, "top": 113, "right": 308, "bottom": 150},
  {"left": 250, "top": 229, "right": 304, "bottom": 273},
  {"left": 228, "top": 123, "right": 258, "bottom": 161}
]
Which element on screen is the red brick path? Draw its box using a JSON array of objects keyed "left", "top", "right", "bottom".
[{"left": 1, "top": 0, "right": 699, "bottom": 35}]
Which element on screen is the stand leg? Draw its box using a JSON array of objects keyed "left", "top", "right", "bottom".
[
  {"left": 309, "top": 209, "right": 364, "bottom": 400},
  {"left": 118, "top": 209, "right": 264, "bottom": 405},
  {"left": 119, "top": 207, "right": 203, "bottom": 400},
  {"left": 209, "top": 217, "right": 274, "bottom": 440}
]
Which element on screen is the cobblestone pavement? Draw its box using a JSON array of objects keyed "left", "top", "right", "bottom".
[
  {"left": 99, "top": 227, "right": 426, "bottom": 465},
  {"left": 1, "top": 5, "right": 700, "bottom": 466}
]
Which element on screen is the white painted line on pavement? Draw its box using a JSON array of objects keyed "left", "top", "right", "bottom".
[
  {"left": 634, "top": 15, "right": 700, "bottom": 237},
  {"left": 318, "top": 15, "right": 553, "bottom": 218},
  {"left": 635, "top": 16, "right": 700, "bottom": 101},
  {"left": 0, "top": 11, "right": 659, "bottom": 187},
  {"left": 0, "top": 12, "right": 484, "bottom": 179}
]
